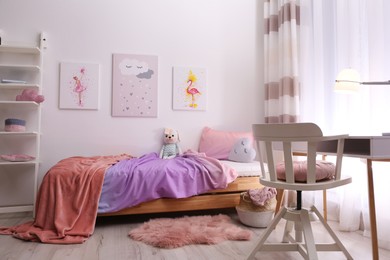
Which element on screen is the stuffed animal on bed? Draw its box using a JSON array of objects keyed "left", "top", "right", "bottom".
[{"left": 159, "top": 128, "right": 182, "bottom": 159}]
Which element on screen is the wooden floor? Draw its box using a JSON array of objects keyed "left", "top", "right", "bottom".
[{"left": 1, "top": 209, "right": 390, "bottom": 260}]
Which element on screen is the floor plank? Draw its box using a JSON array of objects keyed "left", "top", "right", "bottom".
[{"left": 1, "top": 209, "right": 390, "bottom": 260}]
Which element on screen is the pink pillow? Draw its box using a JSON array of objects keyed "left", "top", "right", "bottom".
[
  {"left": 198, "top": 127, "right": 253, "bottom": 159},
  {"left": 276, "top": 160, "right": 335, "bottom": 182}
]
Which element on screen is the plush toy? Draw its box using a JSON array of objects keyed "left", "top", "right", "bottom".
[
  {"left": 16, "top": 89, "right": 45, "bottom": 103},
  {"left": 228, "top": 137, "right": 256, "bottom": 163},
  {"left": 159, "top": 128, "right": 182, "bottom": 159}
]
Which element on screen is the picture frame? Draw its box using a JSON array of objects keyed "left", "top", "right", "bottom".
[
  {"left": 59, "top": 62, "right": 100, "bottom": 110},
  {"left": 173, "top": 66, "right": 207, "bottom": 111},
  {"left": 112, "top": 53, "right": 158, "bottom": 117}
]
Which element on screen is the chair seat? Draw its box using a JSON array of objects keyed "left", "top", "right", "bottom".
[
  {"left": 276, "top": 160, "right": 336, "bottom": 182},
  {"left": 260, "top": 176, "right": 352, "bottom": 191}
]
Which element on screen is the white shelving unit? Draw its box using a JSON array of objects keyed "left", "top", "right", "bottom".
[{"left": 0, "top": 34, "right": 45, "bottom": 214}]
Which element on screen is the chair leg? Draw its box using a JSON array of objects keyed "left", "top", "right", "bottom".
[
  {"left": 275, "top": 188, "right": 284, "bottom": 215},
  {"left": 323, "top": 189, "right": 327, "bottom": 222},
  {"left": 311, "top": 206, "right": 353, "bottom": 260},
  {"left": 247, "top": 206, "right": 353, "bottom": 260},
  {"left": 282, "top": 220, "right": 294, "bottom": 242},
  {"left": 300, "top": 209, "right": 318, "bottom": 260},
  {"left": 321, "top": 155, "right": 328, "bottom": 222},
  {"left": 247, "top": 207, "right": 287, "bottom": 259},
  {"left": 294, "top": 220, "right": 304, "bottom": 243}
]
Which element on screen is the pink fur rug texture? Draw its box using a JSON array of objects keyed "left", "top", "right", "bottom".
[{"left": 128, "top": 214, "right": 252, "bottom": 249}]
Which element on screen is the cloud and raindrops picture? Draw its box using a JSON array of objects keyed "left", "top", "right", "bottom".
[
  {"left": 173, "top": 67, "right": 207, "bottom": 111},
  {"left": 112, "top": 54, "right": 158, "bottom": 117},
  {"left": 59, "top": 62, "right": 100, "bottom": 110}
]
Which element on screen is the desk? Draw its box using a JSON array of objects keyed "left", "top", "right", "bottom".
[{"left": 317, "top": 136, "right": 390, "bottom": 260}]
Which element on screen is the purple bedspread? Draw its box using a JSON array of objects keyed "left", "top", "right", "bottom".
[{"left": 98, "top": 151, "right": 237, "bottom": 213}]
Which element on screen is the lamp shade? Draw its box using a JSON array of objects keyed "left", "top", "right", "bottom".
[{"left": 334, "top": 69, "right": 360, "bottom": 92}]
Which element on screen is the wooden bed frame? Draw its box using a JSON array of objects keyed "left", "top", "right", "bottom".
[{"left": 98, "top": 176, "right": 263, "bottom": 217}]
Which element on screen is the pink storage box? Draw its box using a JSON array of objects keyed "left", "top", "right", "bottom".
[{"left": 4, "top": 118, "right": 26, "bottom": 132}]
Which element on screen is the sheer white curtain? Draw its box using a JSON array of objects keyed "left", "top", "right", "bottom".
[{"left": 300, "top": 0, "right": 390, "bottom": 249}]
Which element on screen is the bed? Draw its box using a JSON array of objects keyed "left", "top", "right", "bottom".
[
  {"left": 0, "top": 127, "right": 263, "bottom": 244},
  {"left": 97, "top": 126, "right": 263, "bottom": 216},
  {"left": 97, "top": 157, "right": 263, "bottom": 217}
]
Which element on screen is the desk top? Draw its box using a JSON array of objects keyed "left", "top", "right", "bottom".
[{"left": 318, "top": 136, "right": 390, "bottom": 159}]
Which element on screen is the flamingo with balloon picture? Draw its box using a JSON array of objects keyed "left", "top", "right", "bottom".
[{"left": 186, "top": 70, "right": 201, "bottom": 108}]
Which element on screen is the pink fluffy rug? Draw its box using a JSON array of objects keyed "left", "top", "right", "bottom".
[{"left": 128, "top": 214, "right": 252, "bottom": 248}]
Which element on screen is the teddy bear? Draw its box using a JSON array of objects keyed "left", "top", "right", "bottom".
[
  {"left": 159, "top": 128, "right": 182, "bottom": 159},
  {"left": 16, "top": 89, "right": 45, "bottom": 103}
]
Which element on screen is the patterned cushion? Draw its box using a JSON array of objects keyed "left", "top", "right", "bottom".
[{"left": 276, "top": 160, "right": 335, "bottom": 182}]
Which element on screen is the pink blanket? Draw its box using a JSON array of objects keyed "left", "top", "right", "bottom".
[{"left": 0, "top": 154, "right": 130, "bottom": 244}]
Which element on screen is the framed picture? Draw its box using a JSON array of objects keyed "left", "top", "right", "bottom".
[
  {"left": 173, "top": 67, "right": 207, "bottom": 111},
  {"left": 112, "top": 53, "right": 158, "bottom": 117},
  {"left": 59, "top": 62, "right": 100, "bottom": 110}
]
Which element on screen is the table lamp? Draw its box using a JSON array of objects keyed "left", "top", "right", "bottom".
[
  {"left": 335, "top": 68, "right": 390, "bottom": 135},
  {"left": 335, "top": 68, "right": 390, "bottom": 92}
]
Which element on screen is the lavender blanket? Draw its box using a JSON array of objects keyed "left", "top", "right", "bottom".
[{"left": 98, "top": 151, "right": 237, "bottom": 213}]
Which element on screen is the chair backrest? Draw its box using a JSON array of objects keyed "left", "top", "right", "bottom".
[{"left": 252, "top": 123, "right": 347, "bottom": 187}]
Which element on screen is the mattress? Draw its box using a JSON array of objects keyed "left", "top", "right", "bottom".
[{"left": 219, "top": 160, "right": 265, "bottom": 177}]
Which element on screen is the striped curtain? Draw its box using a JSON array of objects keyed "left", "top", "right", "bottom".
[{"left": 264, "top": 0, "right": 300, "bottom": 123}]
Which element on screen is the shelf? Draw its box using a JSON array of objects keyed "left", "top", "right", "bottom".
[
  {"left": 0, "top": 101, "right": 39, "bottom": 107},
  {"left": 0, "top": 131, "right": 38, "bottom": 136},
  {"left": 0, "top": 205, "right": 34, "bottom": 214},
  {"left": 0, "top": 160, "right": 38, "bottom": 166},
  {"left": 0, "top": 64, "right": 40, "bottom": 71},
  {"left": 0, "top": 83, "right": 39, "bottom": 90},
  {"left": 0, "top": 101, "right": 40, "bottom": 114},
  {"left": 0, "top": 35, "right": 43, "bottom": 215},
  {"left": 0, "top": 45, "right": 40, "bottom": 54}
]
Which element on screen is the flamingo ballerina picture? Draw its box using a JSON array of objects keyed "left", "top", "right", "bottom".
[
  {"left": 72, "top": 68, "right": 87, "bottom": 107},
  {"left": 173, "top": 67, "right": 207, "bottom": 111},
  {"left": 60, "top": 62, "right": 100, "bottom": 110}
]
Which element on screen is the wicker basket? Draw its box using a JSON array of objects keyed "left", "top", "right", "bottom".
[
  {"left": 236, "top": 207, "right": 274, "bottom": 228},
  {"left": 237, "top": 191, "right": 276, "bottom": 212},
  {"left": 236, "top": 191, "right": 276, "bottom": 228}
]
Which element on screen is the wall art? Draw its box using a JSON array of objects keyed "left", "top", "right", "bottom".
[
  {"left": 59, "top": 62, "right": 100, "bottom": 110},
  {"left": 112, "top": 53, "right": 158, "bottom": 117},
  {"left": 173, "top": 67, "right": 207, "bottom": 111}
]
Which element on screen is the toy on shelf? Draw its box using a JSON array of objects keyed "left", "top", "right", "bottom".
[
  {"left": 15, "top": 89, "right": 45, "bottom": 103},
  {"left": 4, "top": 118, "right": 26, "bottom": 132}
]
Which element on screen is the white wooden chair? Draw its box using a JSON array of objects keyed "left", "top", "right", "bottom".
[{"left": 247, "top": 123, "right": 352, "bottom": 260}]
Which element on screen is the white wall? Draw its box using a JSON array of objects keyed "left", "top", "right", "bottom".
[{"left": 0, "top": 0, "right": 264, "bottom": 201}]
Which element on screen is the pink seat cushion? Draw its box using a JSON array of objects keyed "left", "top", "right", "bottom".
[{"left": 276, "top": 160, "right": 335, "bottom": 182}]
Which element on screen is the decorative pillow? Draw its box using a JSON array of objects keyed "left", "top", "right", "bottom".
[
  {"left": 228, "top": 138, "right": 256, "bottom": 163},
  {"left": 198, "top": 127, "right": 253, "bottom": 160},
  {"left": 276, "top": 160, "right": 335, "bottom": 182}
]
